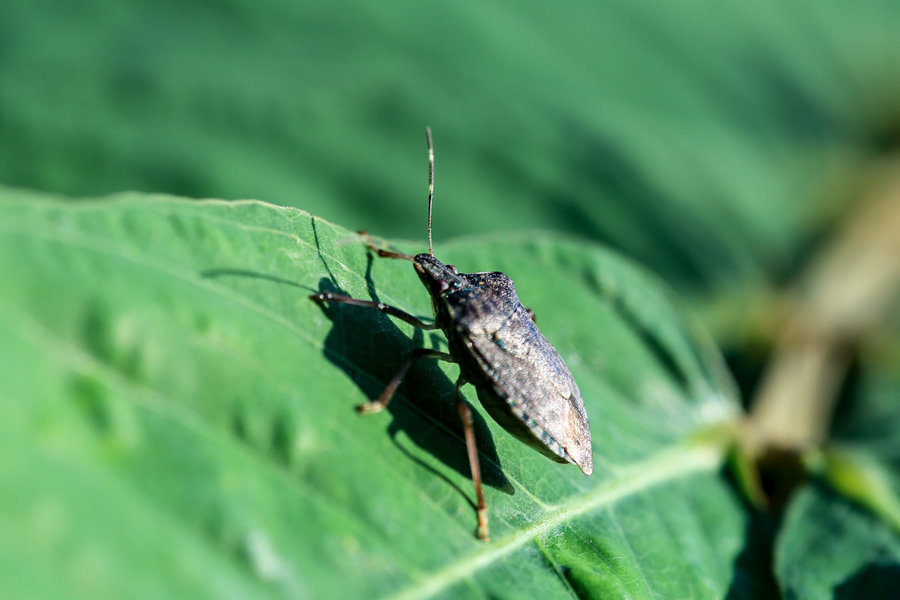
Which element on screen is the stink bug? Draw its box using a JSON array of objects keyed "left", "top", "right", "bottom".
[{"left": 310, "top": 129, "right": 592, "bottom": 541}]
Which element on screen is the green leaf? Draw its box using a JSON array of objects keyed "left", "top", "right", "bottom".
[
  {"left": 775, "top": 365, "right": 900, "bottom": 599},
  {"left": 0, "top": 188, "right": 745, "bottom": 598},
  {"left": 775, "top": 483, "right": 900, "bottom": 600}
]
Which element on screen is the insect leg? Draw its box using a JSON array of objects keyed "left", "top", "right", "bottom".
[
  {"left": 310, "top": 291, "right": 438, "bottom": 330},
  {"left": 455, "top": 376, "right": 490, "bottom": 542},
  {"left": 356, "top": 348, "right": 455, "bottom": 414},
  {"left": 356, "top": 231, "right": 416, "bottom": 261}
]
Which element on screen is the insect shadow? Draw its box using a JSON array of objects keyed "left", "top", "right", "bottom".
[
  {"left": 312, "top": 249, "right": 513, "bottom": 496},
  {"left": 200, "top": 257, "right": 511, "bottom": 495}
]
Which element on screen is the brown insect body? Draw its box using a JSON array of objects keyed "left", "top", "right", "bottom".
[
  {"left": 311, "top": 128, "right": 592, "bottom": 540},
  {"left": 413, "top": 253, "right": 593, "bottom": 476}
]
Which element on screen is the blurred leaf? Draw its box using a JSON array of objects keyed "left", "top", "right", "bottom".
[
  {"left": 3, "top": 1, "right": 900, "bottom": 291},
  {"left": 775, "top": 365, "right": 900, "bottom": 599},
  {"left": 0, "top": 188, "right": 745, "bottom": 598},
  {"left": 775, "top": 484, "right": 900, "bottom": 600},
  {"left": 819, "top": 447, "right": 900, "bottom": 533}
]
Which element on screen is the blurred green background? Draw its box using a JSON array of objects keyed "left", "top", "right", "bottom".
[{"left": 4, "top": 0, "right": 899, "bottom": 295}]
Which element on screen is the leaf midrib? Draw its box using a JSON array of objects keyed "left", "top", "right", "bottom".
[{"left": 391, "top": 441, "right": 725, "bottom": 600}]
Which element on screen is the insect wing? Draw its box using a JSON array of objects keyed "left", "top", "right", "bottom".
[{"left": 453, "top": 272, "right": 593, "bottom": 475}]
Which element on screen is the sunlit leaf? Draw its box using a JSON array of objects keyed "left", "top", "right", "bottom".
[{"left": 0, "top": 189, "right": 745, "bottom": 598}]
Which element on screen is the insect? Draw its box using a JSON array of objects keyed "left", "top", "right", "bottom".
[{"left": 310, "top": 128, "right": 592, "bottom": 541}]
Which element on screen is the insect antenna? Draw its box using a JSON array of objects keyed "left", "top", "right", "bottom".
[{"left": 426, "top": 127, "right": 434, "bottom": 256}]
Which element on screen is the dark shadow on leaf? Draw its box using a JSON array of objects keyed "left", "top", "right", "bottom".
[
  {"left": 311, "top": 273, "right": 512, "bottom": 495},
  {"left": 307, "top": 215, "right": 515, "bottom": 500},
  {"left": 200, "top": 227, "right": 514, "bottom": 501},
  {"left": 722, "top": 466, "right": 782, "bottom": 600},
  {"left": 834, "top": 562, "right": 900, "bottom": 600},
  {"left": 723, "top": 510, "right": 782, "bottom": 600}
]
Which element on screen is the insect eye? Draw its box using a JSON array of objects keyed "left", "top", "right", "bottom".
[{"left": 448, "top": 264, "right": 458, "bottom": 274}]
